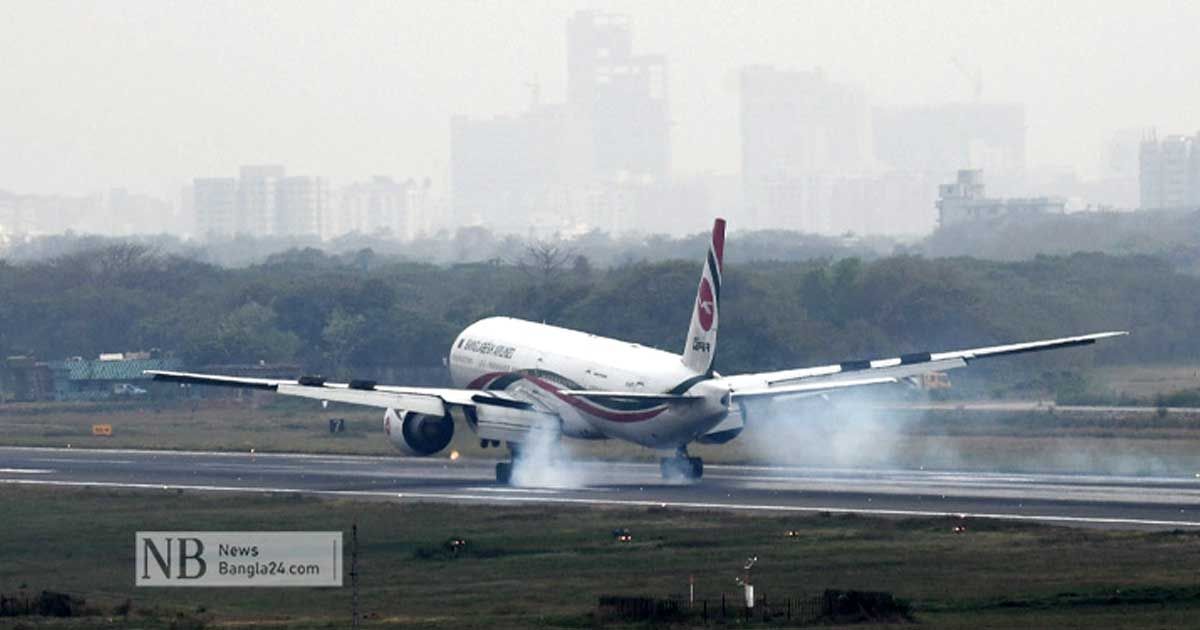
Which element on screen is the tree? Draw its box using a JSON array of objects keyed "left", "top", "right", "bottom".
[
  {"left": 322, "top": 308, "right": 367, "bottom": 379},
  {"left": 190, "top": 302, "right": 301, "bottom": 365},
  {"left": 518, "top": 240, "right": 574, "bottom": 286},
  {"left": 572, "top": 254, "right": 593, "bottom": 279}
]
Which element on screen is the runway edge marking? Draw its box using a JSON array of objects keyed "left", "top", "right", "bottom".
[{"left": 2, "top": 477, "right": 1199, "bottom": 529}]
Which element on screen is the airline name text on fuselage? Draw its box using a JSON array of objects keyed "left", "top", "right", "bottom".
[{"left": 458, "top": 338, "right": 517, "bottom": 360}]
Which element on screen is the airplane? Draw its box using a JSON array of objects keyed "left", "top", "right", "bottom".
[{"left": 148, "top": 218, "right": 1127, "bottom": 484}]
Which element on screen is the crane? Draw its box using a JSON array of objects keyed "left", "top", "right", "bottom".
[{"left": 951, "top": 56, "right": 982, "bottom": 102}]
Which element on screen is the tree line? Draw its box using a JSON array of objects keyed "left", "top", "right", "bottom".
[
  {"left": 7, "top": 208, "right": 1199, "bottom": 274},
  {"left": 0, "top": 244, "right": 1195, "bottom": 385}
]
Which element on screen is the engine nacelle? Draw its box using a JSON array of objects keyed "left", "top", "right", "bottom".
[
  {"left": 384, "top": 408, "right": 454, "bottom": 456},
  {"left": 695, "top": 400, "right": 745, "bottom": 445}
]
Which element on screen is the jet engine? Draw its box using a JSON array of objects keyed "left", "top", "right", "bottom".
[
  {"left": 695, "top": 399, "right": 745, "bottom": 445},
  {"left": 384, "top": 408, "right": 454, "bottom": 456}
]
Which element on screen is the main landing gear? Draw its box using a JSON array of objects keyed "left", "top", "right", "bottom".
[
  {"left": 660, "top": 448, "right": 703, "bottom": 483},
  {"left": 495, "top": 441, "right": 522, "bottom": 484},
  {"left": 495, "top": 461, "right": 513, "bottom": 484}
]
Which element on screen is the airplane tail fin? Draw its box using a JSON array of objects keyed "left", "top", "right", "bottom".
[{"left": 682, "top": 218, "right": 725, "bottom": 375}]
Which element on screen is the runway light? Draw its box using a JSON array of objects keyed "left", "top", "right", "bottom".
[
  {"left": 445, "top": 538, "right": 468, "bottom": 554},
  {"left": 449, "top": 450, "right": 460, "bottom": 461}
]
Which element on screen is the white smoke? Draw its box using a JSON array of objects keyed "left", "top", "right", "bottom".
[
  {"left": 740, "top": 386, "right": 926, "bottom": 469},
  {"left": 509, "top": 428, "right": 590, "bottom": 488},
  {"left": 739, "top": 386, "right": 1188, "bottom": 476}
]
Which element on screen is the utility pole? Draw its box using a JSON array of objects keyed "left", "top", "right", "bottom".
[
  {"left": 951, "top": 56, "right": 983, "bottom": 102},
  {"left": 524, "top": 77, "right": 541, "bottom": 109},
  {"left": 351, "top": 522, "right": 360, "bottom": 629},
  {"left": 736, "top": 556, "right": 757, "bottom": 610}
]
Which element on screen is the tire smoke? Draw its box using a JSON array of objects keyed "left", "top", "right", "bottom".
[
  {"left": 740, "top": 387, "right": 926, "bottom": 469},
  {"left": 510, "top": 427, "right": 589, "bottom": 488}
]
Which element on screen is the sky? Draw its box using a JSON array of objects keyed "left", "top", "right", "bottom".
[{"left": 1, "top": 0, "right": 1198, "bottom": 199}]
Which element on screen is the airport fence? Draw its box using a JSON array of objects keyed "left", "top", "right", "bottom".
[
  {"left": 598, "top": 589, "right": 912, "bottom": 625},
  {"left": 0, "top": 591, "right": 90, "bottom": 617},
  {"left": 598, "top": 593, "right": 823, "bottom": 625}
]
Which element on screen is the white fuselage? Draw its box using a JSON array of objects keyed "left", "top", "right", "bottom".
[{"left": 447, "top": 317, "right": 729, "bottom": 448}]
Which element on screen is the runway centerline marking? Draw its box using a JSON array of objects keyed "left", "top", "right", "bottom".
[{"left": 0, "top": 468, "right": 55, "bottom": 474}]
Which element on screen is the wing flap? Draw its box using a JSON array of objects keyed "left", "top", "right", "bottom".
[
  {"left": 275, "top": 383, "right": 446, "bottom": 416},
  {"left": 766, "top": 358, "right": 968, "bottom": 388},
  {"left": 472, "top": 404, "right": 560, "bottom": 443},
  {"left": 732, "top": 376, "right": 898, "bottom": 400}
]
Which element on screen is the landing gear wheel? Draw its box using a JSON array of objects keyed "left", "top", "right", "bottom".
[
  {"left": 688, "top": 456, "right": 703, "bottom": 480},
  {"left": 660, "top": 456, "right": 704, "bottom": 483},
  {"left": 495, "top": 461, "right": 513, "bottom": 484}
]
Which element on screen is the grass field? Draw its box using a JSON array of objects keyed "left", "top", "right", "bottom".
[
  {"left": 1092, "top": 365, "right": 1200, "bottom": 400},
  {"left": 4, "top": 397, "right": 1200, "bottom": 475},
  {"left": 1, "top": 485, "right": 1200, "bottom": 628}
]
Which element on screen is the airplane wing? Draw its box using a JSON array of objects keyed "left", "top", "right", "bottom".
[
  {"left": 145, "top": 370, "right": 532, "bottom": 416},
  {"left": 720, "top": 331, "right": 1128, "bottom": 400}
]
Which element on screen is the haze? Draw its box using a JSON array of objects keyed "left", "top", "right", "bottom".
[{"left": 1, "top": 0, "right": 1198, "bottom": 237}]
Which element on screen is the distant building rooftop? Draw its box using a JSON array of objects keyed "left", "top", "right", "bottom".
[{"left": 937, "top": 169, "right": 1066, "bottom": 226}]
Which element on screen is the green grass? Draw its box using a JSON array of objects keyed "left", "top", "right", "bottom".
[
  {"left": 1091, "top": 365, "right": 1200, "bottom": 400},
  {"left": 1, "top": 486, "right": 1200, "bottom": 628}
]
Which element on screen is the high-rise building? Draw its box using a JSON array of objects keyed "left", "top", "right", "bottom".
[
  {"left": 450, "top": 10, "right": 671, "bottom": 235},
  {"left": 873, "top": 104, "right": 1026, "bottom": 178},
  {"left": 329, "top": 177, "right": 434, "bottom": 240},
  {"left": 0, "top": 191, "right": 16, "bottom": 238},
  {"left": 105, "top": 188, "right": 175, "bottom": 236},
  {"left": 567, "top": 10, "right": 669, "bottom": 183},
  {"left": 403, "top": 178, "right": 434, "bottom": 238},
  {"left": 451, "top": 105, "right": 590, "bottom": 230},
  {"left": 1107, "top": 128, "right": 1153, "bottom": 179},
  {"left": 1139, "top": 133, "right": 1198, "bottom": 210},
  {"left": 236, "top": 165, "right": 285, "bottom": 236},
  {"left": 0, "top": 191, "right": 104, "bottom": 236},
  {"left": 277, "top": 176, "right": 328, "bottom": 238},
  {"left": 1192, "top": 133, "right": 1200, "bottom": 207},
  {"left": 193, "top": 178, "right": 238, "bottom": 238},
  {"left": 740, "top": 67, "right": 872, "bottom": 176},
  {"left": 739, "top": 66, "right": 873, "bottom": 231}
]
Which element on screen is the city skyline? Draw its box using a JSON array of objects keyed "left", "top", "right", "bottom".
[
  {"left": 2, "top": 2, "right": 1199, "bottom": 242},
  {"left": 3, "top": 1, "right": 1198, "bottom": 201}
]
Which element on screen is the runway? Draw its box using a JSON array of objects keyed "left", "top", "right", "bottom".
[{"left": 3, "top": 446, "right": 1200, "bottom": 529}]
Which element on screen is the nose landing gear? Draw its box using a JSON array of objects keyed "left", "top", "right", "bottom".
[{"left": 660, "top": 448, "right": 703, "bottom": 482}]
